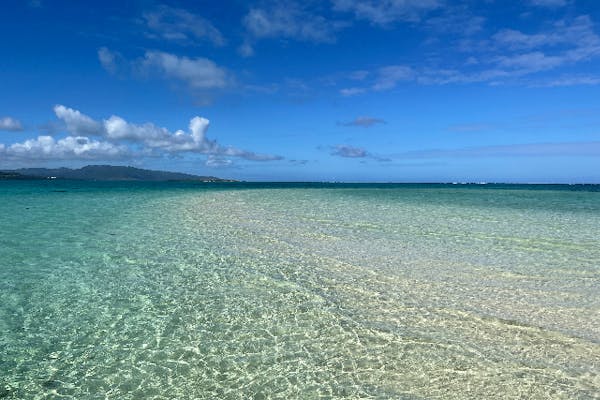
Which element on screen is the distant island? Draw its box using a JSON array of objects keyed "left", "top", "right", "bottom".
[{"left": 0, "top": 165, "right": 235, "bottom": 182}]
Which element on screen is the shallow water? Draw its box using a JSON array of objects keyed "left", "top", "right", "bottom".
[{"left": 1, "top": 182, "right": 599, "bottom": 399}]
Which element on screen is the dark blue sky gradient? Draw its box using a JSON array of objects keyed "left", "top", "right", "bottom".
[{"left": 1, "top": 0, "right": 599, "bottom": 182}]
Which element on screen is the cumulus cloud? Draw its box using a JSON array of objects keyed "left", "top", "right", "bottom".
[
  {"left": 52, "top": 105, "right": 281, "bottom": 161},
  {"left": 0, "top": 117, "right": 23, "bottom": 131},
  {"left": 1, "top": 106, "right": 282, "bottom": 165},
  {"left": 98, "top": 49, "right": 232, "bottom": 100},
  {"left": 0, "top": 135, "right": 129, "bottom": 161},
  {"left": 340, "top": 116, "right": 386, "bottom": 127},
  {"left": 54, "top": 105, "right": 103, "bottom": 136},
  {"left": 333, "top": 0, "right": 440, "bottom": 25},
  {"left": 142, "top": 5, "right": 225, "bottom": 46},
  {"left": 140, "top": 51, "right": 230, "bottom": 89}
]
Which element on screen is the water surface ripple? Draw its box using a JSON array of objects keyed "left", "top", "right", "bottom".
[{"left": 0, "top": 182, "right": 598, "bottom": 399}]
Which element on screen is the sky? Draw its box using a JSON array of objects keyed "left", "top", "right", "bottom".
[{"left": 1, "top": 0, "right": 600, "bottom": 182}]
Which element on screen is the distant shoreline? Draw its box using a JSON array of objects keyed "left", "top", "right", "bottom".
[
  {"left": 1, "top": 165, "right": 598, "bottom": 185},
  {"left": 1, "top": 178, "right": 598, "bottom": 189},
  {"left": 0, "top": 165, "right": 235, "bottom": 182}
]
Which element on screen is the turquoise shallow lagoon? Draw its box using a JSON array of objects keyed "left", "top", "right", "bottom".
[{"left": 1, "top": 181, "right": 599, "bottom": 399}]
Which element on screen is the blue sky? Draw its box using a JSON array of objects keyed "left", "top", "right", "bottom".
[{"left": 1, "top": 0, "right": 600, "bottom": 182}]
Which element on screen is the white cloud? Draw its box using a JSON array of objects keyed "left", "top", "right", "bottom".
[
  {"left": 141, "top": 51, "right": 230, "bottom": 89},
  {"left": 243, "top": 5, "right": 339, "bottom": 43},
  {"left": 53, "top": 105, "right": 281, "bottom": 161},
  {"left": 485, "top": 15, "right": 600, "bottom": 76},
  {"left": 98, "top": 49, "right": 232, "bottom": 99},
  {"left": 240, "top": 0, "right": 440, "bottom": 55},
  {"left": 143, "top": 5, "right": 225, "bottom": 46},
  {"left": 493, "top": 16, "right": 598, "bottom": 53},
  {"left": 53, "top": 105, "right": 103, "bottom": 136},
  {"left": 336, "top": 15, "right": 600, "bottom": 91},
  {"left": 1, "top": 135, "right": 129, "bottom": 161},
  {"left": 332, "top": 0, "right": 440, "bottom": 25},
  {"left": 241, "top": 2, "right": 349, "bottom": 54},
  {"left": 0, "top": 117, "right": 23, "bottom": 131}
]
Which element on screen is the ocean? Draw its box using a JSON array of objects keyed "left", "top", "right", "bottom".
[{"left": 1, "top": 181, "right": 599, "bottom": 399}]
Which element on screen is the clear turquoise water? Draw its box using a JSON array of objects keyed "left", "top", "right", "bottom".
[{"left": 0, "top": 181, "right": 599, "bottom": 399}]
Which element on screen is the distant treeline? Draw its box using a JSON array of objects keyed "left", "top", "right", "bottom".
[{"left": 0, "top": 165, "right": 234, "bottom": 182}]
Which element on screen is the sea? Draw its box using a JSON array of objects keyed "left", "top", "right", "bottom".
[{"left": 0, "top": 181, "right": 599, "bottom": 399}]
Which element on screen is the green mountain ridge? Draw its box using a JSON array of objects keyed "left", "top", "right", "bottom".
[{"left": 0, "top": 165, "right": 234, "bottom": 181}]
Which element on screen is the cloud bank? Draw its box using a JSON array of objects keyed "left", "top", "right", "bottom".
[
  {"left": 0, "top": 106, "right": 282, "bottom": 166},
  {"left": 0, "top": 135, "right": 129, "bottom": 161}
]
